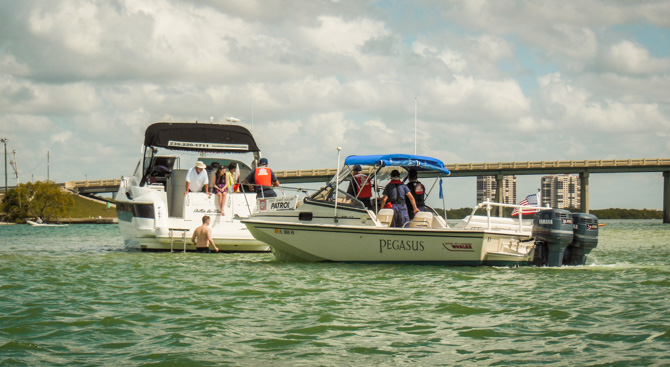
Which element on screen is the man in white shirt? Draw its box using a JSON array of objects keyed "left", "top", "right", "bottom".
[{"left": 185, "top": 161, "right": 211, "bottom": 196}]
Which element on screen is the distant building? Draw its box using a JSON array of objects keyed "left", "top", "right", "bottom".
[
  {"left": 476, "top": 175, "right": 517, "bottom": 204},
  {"left": 540, "top": 174, "right": 581, "bottom": 209}
]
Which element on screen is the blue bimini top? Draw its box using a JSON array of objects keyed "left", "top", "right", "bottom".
[{"left": 344, "top": 154, "right": 450, "bottom": 175}]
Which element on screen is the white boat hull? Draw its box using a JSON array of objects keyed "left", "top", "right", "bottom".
[
  {"left": 116, "top": 183, "right": 269, "bottom": 252},
  {"left": 26, "top": 220, "right": 69, "bottom": 227},
  {"left": 243, "top": 219, "right": 534, "bottom": 266}
]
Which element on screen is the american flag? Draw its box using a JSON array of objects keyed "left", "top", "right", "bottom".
[{"left": 511, "top": 193, "right": 539, "bottom": 216}]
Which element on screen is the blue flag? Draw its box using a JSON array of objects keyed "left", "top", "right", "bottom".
[{"left": 439, "top": 178, "right": 443, "bottom": 199}]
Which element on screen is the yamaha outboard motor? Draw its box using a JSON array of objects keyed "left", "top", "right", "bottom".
[
  {"left": 531, "top": 209, "right": 574, "bottom": 266},
  {"left": 563, "top": 213, "right": 599, "bottom": 265}
]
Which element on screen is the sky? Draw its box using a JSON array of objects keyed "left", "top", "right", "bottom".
[{"left": 1, "top": 0, "right": 669, "bottom": 209}]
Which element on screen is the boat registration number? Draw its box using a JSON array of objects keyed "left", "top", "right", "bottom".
[{"left": 275, "top": 229, "right": 295, "bottom": 235}]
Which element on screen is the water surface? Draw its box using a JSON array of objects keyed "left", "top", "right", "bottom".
[{"left": 1, "top": 221, "right": 669, "bottom": 365}]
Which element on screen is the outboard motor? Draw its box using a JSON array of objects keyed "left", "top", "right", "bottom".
[
  {"left": 563, "top": 213, "right": 599, "bottom": 265},
  {"left": 531, "top": 209, "right": 574, "bottom": 266}
]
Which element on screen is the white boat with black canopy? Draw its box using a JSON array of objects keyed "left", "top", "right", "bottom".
[
  {"left": 242, "top": 153, "right": 599, "bottom": 266},
  {"left": 116, "top": 121, "right": 269, "bottom": 252}
]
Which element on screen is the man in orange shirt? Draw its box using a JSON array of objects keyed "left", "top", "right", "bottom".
[
  {"left": 243, "top": 158, "right": 280, "bottom": 198},
  {"left": 347, "top": 164, "right": 374, "bottom": 210}
]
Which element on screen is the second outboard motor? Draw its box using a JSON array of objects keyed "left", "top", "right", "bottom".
[
  {"left": 531, "top": 209, "right": 574, "bottom": 266},
  {"left": 563, "top": 213, "right": 599, "bottom": 265}
]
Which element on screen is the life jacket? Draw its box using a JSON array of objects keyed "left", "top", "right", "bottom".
[
  {"left": 254, "top": 167, "right": 272, "bottom": 187},
  {"left": 408, "top": 181, "right": 425, "bottom": 205},
  {"left": 354, "top": 174, "right": 372, "bottom": 198},
  {"left": 388, "top": 181, "right": 406, "bottom": 204}
]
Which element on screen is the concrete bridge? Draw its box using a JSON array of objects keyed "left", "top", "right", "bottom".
[
  {"left": 62, "top": 158, "right": 670, "bottom": 223},
  {"left": 64, "top": 179, "right": 123, "bottom": 195}
]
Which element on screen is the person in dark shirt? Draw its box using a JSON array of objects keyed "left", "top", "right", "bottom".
[
  {"left": 406, "top": 169, "right": 426, "bottom": 220},
  {"left": 380, "top": 170, "right": 419, "bottom": 227}
]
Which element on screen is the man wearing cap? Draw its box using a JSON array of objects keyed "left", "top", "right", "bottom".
[
  {"left": 243, "top": 157, "right": 280, "bottom": 198},
  {"left": 406, "top": 169, "right": 426, "bottom": 220},
  {"left": 347, "top": 164, "right": 374, "bottom": 210},
  {"left": 380, "top": 169, "right": 419, "bottom": 228},
  {"left": 185, "top": 161, "right": 211, "bottom": 196}
]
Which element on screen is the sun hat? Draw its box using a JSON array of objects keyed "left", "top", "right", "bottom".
[{"left": 195, "top": 161, "right": 206, "bottom": 169}]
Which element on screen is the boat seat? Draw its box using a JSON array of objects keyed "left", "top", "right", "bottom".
[
  {"left": 409, "top": 211, "right": 432, "bottom": 228},
  {"left": 377, "top": 209, "right": 394, "bottom": 227}
]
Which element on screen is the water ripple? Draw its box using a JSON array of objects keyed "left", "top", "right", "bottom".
[{"left": 1, "top": 221, "right": 669, "bottom": 365}]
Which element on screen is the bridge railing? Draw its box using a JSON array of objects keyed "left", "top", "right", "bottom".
[
  {"left": 64, "top": 179, "right": 122, "bottom": 190},
  {"left": 59, "top": 158, "right": 670, "bottom": 193},
  {"left": 446, "top": 158, "right": 670, "bottom": 171},
  {"left": 275, "top": 168, "right": 340, "bottom": 179}
]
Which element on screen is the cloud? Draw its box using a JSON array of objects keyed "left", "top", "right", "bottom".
[
  {"left": 51, "top": 131, "right": 72, "bottom": 144},
  {"left": 533, "top": 73, "right": 668, "bottom": 133},
  {"left": 426, "top": 75, "right": 530, "bottom": 124},
  {"left": 0, "top": 77, "right": 101, "bottom": 115},
  {"left": 602, "top": 40, "right": 670, "bottom": 75},
  {"left": 0, "top": 0, "right": 668, "bottom": 209}
]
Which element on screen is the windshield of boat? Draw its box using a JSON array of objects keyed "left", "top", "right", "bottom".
[
  {"left": 314, "top": 164, "right": 438, "bottom": 205},
  {"left": 327, "top": 165, "right": 354, "bottom": 186},
  {"left": 309, "top": 185, "right": 366, "bottom": 208}
]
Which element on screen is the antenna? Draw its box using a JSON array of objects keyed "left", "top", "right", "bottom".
[
  {"left": 334, "top": 146, "right": 342, "bottom": 220},
  {"left": 414, "top": 97, "right": 417, "bottom": 155},
  {"left": 251, "top": 81, "right": 254, "bottom": 133},
  {"left": 47, "top": 150, "right": 50, "bottom": 182},
  {"left": 226, "top": 117, "right": 240, "bottom": 123},
  {"left": 210, "top": 116, "right": 214, "bottom": 123}
]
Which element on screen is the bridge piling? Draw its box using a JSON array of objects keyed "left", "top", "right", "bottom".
[
  {"left": 580, "top": 172, "right": 590, "bottom": 214},
  {"left": 495, "top": 174, "right": 504, "bottom": 216},
  {"left": 664, "top": 172, "right": 670, "bottom": 224}
]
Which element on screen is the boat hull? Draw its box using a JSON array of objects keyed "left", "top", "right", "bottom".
[
  {"left": 243, "top": 220, "right": 534, "bottom": 266},
  {"left": 117, "top": 217, "right": 268, "bottom": 252},
  {"left": 26, "top": 220, "right": 69, "bottom": 227},
  {"left": 116, "top": 185, "right": 269, "bottom": 253}
]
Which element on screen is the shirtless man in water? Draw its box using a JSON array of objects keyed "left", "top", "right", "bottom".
[{"left": 191, "top": 216, "right": 219, "bottom": 253}]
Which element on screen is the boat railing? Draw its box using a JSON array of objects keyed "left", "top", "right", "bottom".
[
  {"left": 245, "top": 184, "right": 319, "bottom": 199},
  {"left": 464, "top": 199, "right": 552, "bottom": 233},
  {"left": 250, "top": 185, "right": 320, "bottom": 213}
]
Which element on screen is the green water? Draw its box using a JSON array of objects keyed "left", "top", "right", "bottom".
[{"left": 1, "top": 221, "right": 669, "bottom": 366}]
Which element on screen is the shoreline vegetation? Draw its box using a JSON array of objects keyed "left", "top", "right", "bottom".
[
  {"left": 437, "top": 207, "right": 663, "bottom": 220},
  {"left": 1, "top": 185, "right": 116, "bottom": 223}
]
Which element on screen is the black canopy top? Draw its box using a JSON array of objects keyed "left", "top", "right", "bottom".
[{"left": 143, "top": 122, "right": 260, "bottom": 152}]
